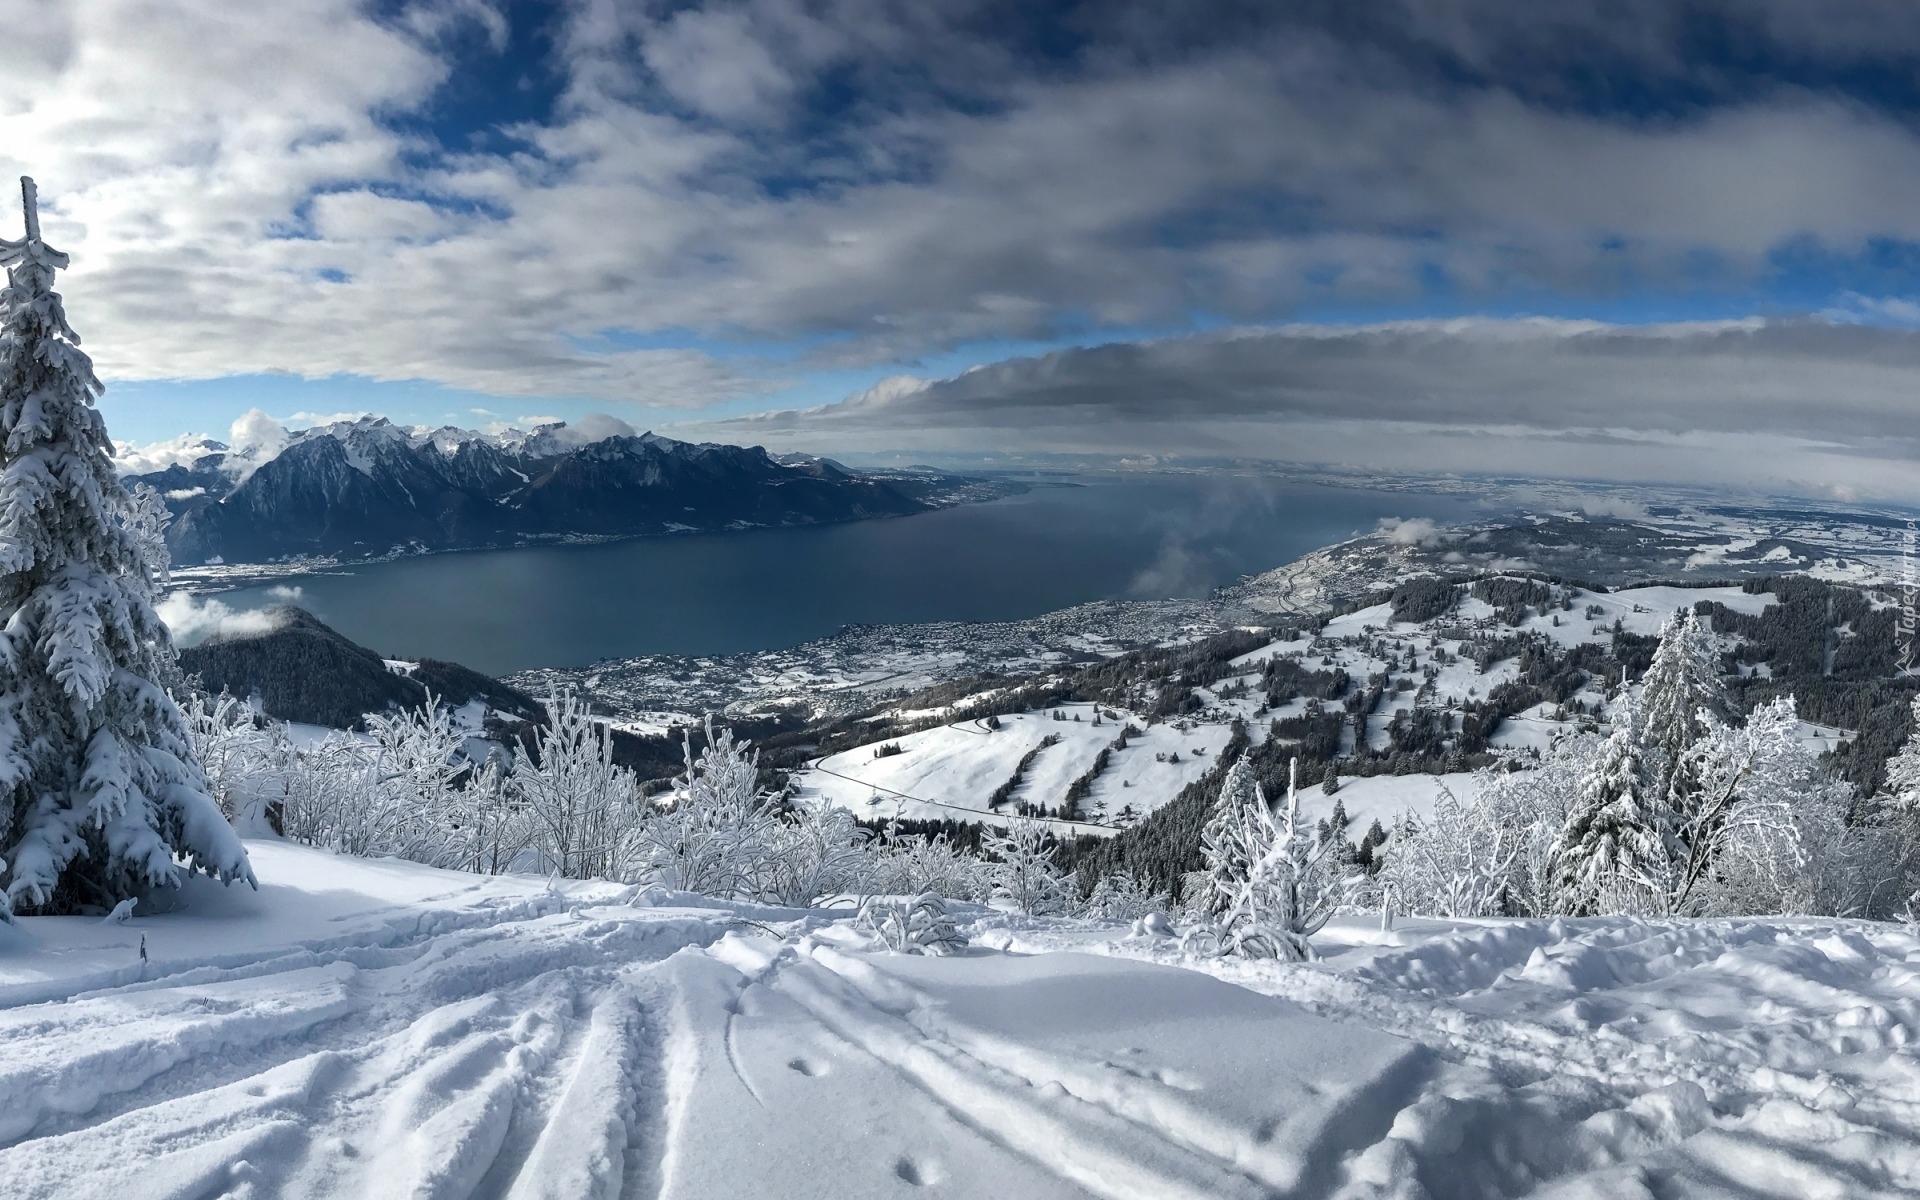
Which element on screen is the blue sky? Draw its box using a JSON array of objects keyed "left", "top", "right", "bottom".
[{"left": 12, "top": 1, "right": 1920, "bottom": 496}]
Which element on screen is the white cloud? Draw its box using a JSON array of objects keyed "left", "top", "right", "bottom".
[
  {"left": 156, "top": 592, "right": 288, "bottom": 642},
  {"left": 641, "top": 6, "right": 796, "bottom": 122},
  {"left": 1378, "top": 517, "right": 1444, "bottom": 547},
  {"left": 10, "top": 0, "right": 1920, "bottom": 421},
  {"left": 228, "top": 408, "right": 289, "bottom": 457},
  {"left": 563, "top": 412, "right": 638, "bottom": 442},
  {"left": 113, "top": 433, "right": 223, "bottom": 474}
]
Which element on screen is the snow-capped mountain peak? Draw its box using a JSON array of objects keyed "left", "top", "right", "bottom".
[{"left": 115, "top": 411, "right": 975, "bottom": 566}]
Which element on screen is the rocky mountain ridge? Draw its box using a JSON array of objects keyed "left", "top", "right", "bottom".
[{"left": 125, "top": 416, "right": 1000, "bottom": 565}]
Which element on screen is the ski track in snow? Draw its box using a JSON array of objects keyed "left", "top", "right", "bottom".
[{"left": 5, "top": 843, "right": 1920, "bottom": 1199}]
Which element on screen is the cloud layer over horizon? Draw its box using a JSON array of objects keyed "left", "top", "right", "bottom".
[
  {"left": 10, "top": 1, "right": 1920, "bottom": 492},
  {"left": 690, "top": 316, "right": 1920, "bottom": 501}
]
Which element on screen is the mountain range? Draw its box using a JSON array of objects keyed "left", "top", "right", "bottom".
[{"left": 122, "top": 417, "right": 1001, "bottom": 566}]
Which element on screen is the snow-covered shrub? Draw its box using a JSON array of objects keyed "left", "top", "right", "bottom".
[
  {"left": 181, "top": 692, "right": 281, "bottom": 826},
  {"left": 514, "top": 690, "right": 646, "bottom": 880},
  {"left": 981, "top": 819, "right": 1074, "bottom": 915},
  {"left": 274, "top": 730, "right": 385, "bottom": 855},
  {"left": 0, "top": 184, "right": 251, "bottom": 915},
  {"left": 1375, "top": 786, "right": 1522, "bottom": 919},
  {"left": 1477, "top": 735, "right": 1592, "bottom": 916},
  {"left": 757, "top": 802, "right": 870, "bottom": 907},
  {"left": 1190, "top": 757, "right": 1344, "bottom": 961},
  {"left": 1680, "top": 696, "right": 1870, "bottom": 917},
  {"left": 363, "top": 696, "right": 473, "bottom": 868},
  {"left": 857, "top": 891, "right": 967, "bottom": 955},
  {"left": 639, "top": 716, "right": 784, "bottom": 896},
  {"left": 865, "top": 828, "right": 990, "bottom": 902},
  {"left": 1080, "top": 869, "right": 1168, "bottom": 920},
  {"left": 1378, "top": 736, "right": 1592, "bottom": 919},
  {"left": 445, "top": 758, "right": 527, "bottom": 877}
]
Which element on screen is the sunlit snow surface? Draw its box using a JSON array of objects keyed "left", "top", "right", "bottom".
[{"left": 4, "top": 843, "right": 1918, "bottom": 1198}]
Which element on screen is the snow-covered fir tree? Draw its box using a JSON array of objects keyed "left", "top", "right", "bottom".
[
  {"left": 1553, "top": 692, "right": 1669, "bottom": 914},
  {"left": 1637, "top": 606, "right": 1729, "bottom": 819},
  {"left": 0, "top": 179, "right": 251, "bottom": 916}
]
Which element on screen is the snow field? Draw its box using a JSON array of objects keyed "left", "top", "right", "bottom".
[
  {"left": 1312, "top": 772, "right": 1481, "bottom": 831},
  {"left": 794, "top": 704, "right": 1228, "bottom": 833},
  {"left": 6, "top": 845, "right": 1920, "bottom": 1196},
  {"left": 999, "top": 914, "right": 1920, "bottom": 1198}
]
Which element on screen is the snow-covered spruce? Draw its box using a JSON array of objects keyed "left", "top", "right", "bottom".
[
  {"left": 1190, "top": 755, "right": 1265, "bottom": 920},
  {"left": 1637, "top": 606, "right": 1730, "bottom": 809},
  {"left": 1553, "top": 690, "right": 1671, "bottom": 915},
  {"left": 0, "top": 179, "right": 250, "bottom": 915},
  {"left": 1373, "top": 600, "right": 1893, "bottom": 921}
]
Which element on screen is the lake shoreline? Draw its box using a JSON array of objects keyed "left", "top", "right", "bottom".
[{"left": 188, "top": 473, "right": 1479, "bottom": 675}]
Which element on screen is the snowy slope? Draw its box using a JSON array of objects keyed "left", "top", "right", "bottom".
[
  {"left": 5, "top": 846, "right": 1918, "bottom": 1198},
  {"left": 1316, "top": 772, "right": 1481, "bottom": 830},
  {"left": 789, "top": 581, "right": 1797, "bottom": 839},
  {"left": 793, "top": 704, "right": 1230, "bottom": 834}
]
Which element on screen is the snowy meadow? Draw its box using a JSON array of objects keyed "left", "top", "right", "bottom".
[{"left": 6, "top": 842, "right": 1920, "bottom": 1198}]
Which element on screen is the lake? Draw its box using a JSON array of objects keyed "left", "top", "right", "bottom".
[{"left": 207, "top": 473, "right": 1479, "bottom": 675}]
